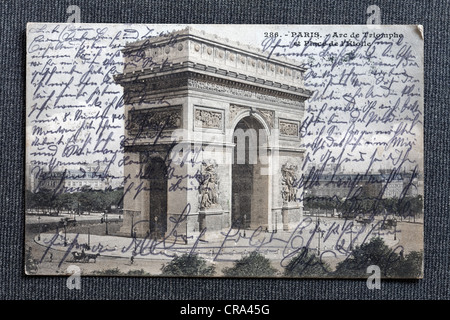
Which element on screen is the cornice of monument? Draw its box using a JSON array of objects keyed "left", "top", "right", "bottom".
[
  {"left": 117, "top": 68, "right": 312, "bottom": 103},
  {"left": 116, "top": 27, "right": 313, "bottom": 100},
  {"left": 121, "top": 26, "right": 305, "bottom": 70}
]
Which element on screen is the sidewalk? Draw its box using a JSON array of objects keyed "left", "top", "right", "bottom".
[{"left": 26, "top": 212, "right": 122, "bottom": 225}]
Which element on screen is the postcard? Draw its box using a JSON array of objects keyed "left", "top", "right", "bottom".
[{"left": 25, "top": 23, "right": 424, "bottom": 278}]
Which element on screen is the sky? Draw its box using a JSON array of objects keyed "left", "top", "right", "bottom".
[{"left": 26, "top": 23, "right": 424, "bottom": 188}]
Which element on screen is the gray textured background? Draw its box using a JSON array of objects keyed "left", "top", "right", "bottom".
[{"left": 1, "top": 0, "right": 449, "bottom": 300}]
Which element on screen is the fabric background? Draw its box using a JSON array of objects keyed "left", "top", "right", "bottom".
[{"left": 0, "top": 0, "right": 449, "bottom": 300}]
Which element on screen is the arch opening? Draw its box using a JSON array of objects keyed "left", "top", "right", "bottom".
[
  {"left": 232, "top": 115, "right": 270, "bottom": 230},
  {"left": 144, "top": 157, "right": 168, "bottom": 238}
]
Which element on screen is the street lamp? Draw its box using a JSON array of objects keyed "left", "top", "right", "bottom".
[
  {"left": 87, "top": 227, "right": 91, "bottom": 250},
  {"left": 131, "top": 226, "right": 138, "bottom": 255},
  {"left": 37, "top": 216, "right": 41, "bottom": 241},
  {"left": 349, "top": 224, "right": 353, "bottom": 251},
  {"left": 393, "top": 218, "right": 397, "bottom": 241},
  {"left": 154, "top": 216, "right": 158, "bottom": 240},
  {"left": 353, "top": 224, "right": 359, "bottom": 248},
  {"left": 105, "top": 212, "right": 108, "bottom": 235},
  {"left": 185, "top": 217, "right": 188, "bottom": 245},
  {"left": 63, "top": 219, "right": 68, "bottom": 246},
  {"left": 317, "top": 218, "right": 321, "bottom": 256},
  {"left": 274, "top": 212, "right": 278, "bottom": 233},
  {"left": 130, "top": 211, "right": 135, "bottom": 238}
]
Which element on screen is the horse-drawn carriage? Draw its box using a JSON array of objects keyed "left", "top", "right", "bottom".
[
  {"left": 356, "top": 216, "right": 397, "bottom": 230},
  {"left": 356, "top": 217, "right": 372, "bottom": 226},
  {"left": 71, "top": 251, "right": 100, "bottom": 263},
  {"left": 25, "top": 258, "right": 40, "bottom": 274}
]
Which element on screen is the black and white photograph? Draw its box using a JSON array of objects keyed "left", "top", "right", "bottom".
[{"left": 25, "top": 23, "right": 424, "bottom": 279}]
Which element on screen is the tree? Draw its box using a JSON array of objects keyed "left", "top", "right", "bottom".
[
  {"left": 126, "top": 269, "right": 151, "bottom": 276},
  {"left": 160, "top": 253, "right": 216, "bottom": 276},
  {"left": 335, "top": 237, "right": 391, "bottom": 277},
  {"left": 396, "top": 195, "right": 423, "bottom": 221},
  {"left": 390, "top": 250, "right": 423, "bottom": 278},
  {"left": 335, "top": 237, "right": 423, "bottom": 278},
  {"left": 283, "top": 248, "right": 331, "bottom": 278},
  {"left": 222, "top": 251, "right": 278, "bottom": 277},
  {"left": 77, "top": 191, "right": 94, "bottom": 214},
  {"left": 25, "top": 190, "right": 38, "bottom": 212},
  {"left": 34, "top": 189, "right": 54, "bottom": 214}
]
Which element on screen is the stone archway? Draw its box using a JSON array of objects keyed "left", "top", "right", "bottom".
[
  {"left": 116, "top": 27, "right": 311, "bottom": 239},
  {"left": 232, "top": 115, "right": 270, "bottom": 230}
]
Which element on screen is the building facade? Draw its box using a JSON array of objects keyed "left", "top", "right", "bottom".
[
  {"left": 31, "top": 165, "right": 111, "bottom": 193},
  {"left": 304, "top": 168, "right": 422, "bottom": 200}
]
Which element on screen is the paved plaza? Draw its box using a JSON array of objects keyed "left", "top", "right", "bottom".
[
  {"left": 32, "top": 216, "right": 402, "bottom": 262},
  {"left": 24, "top": 212, "right": 423, "bottom": 276}
]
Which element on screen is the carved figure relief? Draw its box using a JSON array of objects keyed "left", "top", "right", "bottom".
[
  {"left": 194, "top": 108, "right": 223, "bottom": 130},
  {"left": 229, "top": 104, "right": 250, "bottom": 123},
  {"left": 281, "top": 163, "right": 298, "bottom": 203},
  {"left": 259, "top": 109, "right": 275, "bottom": 127},
  {"left": 197, "top": 161, "right": 220, "bottom": 210},
  {"left": 188, "top": 79, "right": 300, "bottom": 107},
  {"left": 127, "top": 106, "right": 182, "bottom": 138},
  {"left": 279, "top": 120, "right": 299, "bottom": 137}
]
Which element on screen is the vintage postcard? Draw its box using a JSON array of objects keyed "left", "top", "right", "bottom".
[{"left": 25, "top": 24, "right": 424, "bottom": 278}]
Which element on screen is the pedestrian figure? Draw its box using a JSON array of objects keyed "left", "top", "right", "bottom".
[
  {"left": 26, "top": 246, "right": 32, "bottom": 259},
  {"left": 130, "top": 255, "right": 135, "bottom": 265},
  {"left": 49, "top": 252, "right": 53, "bottom": 262}
]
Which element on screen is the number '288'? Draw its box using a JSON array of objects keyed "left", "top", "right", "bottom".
[{"left": 264, "top": 32, "right": 279, "bottom": 37}]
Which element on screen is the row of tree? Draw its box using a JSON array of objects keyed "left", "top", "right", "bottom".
[
  {"left": 304, "top": 195, "right": 423, "bottom": 219},
  {"left": 25, "top": 188, "right": 124, "bottom": 215},
  {"left": 159, "top": 238, "right": 423, "bottom": 278}
]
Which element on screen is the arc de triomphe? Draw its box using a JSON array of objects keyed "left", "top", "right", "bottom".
[{"left": 114, "top": 27, "right": 312, "bottom": 240}]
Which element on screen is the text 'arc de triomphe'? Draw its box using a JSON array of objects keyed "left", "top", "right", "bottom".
[{"left": 115, "top": 27, "right": 312, "bottom": 240}]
